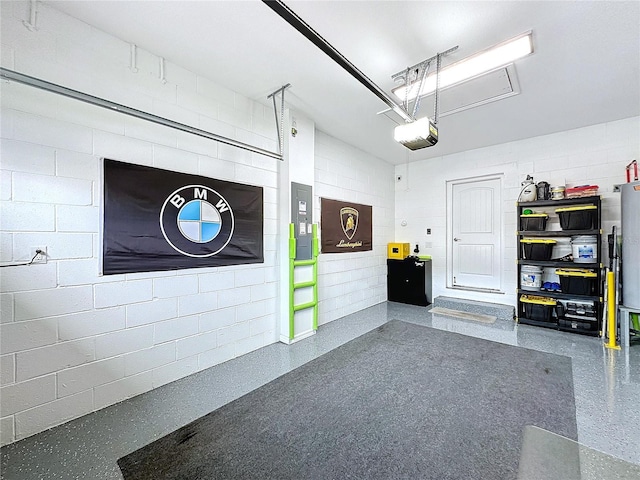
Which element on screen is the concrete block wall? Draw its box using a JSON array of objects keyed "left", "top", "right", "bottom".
[
  {"left": 0, "top": 1, "right": 396, "bottom": 445},
  {"left": 314, "top": 131, "right": 395, "bottom": 324},
  {"left": 395, "top": 116, "right": 640, "bottom": 307},
  {"left": 0, "top": 1, "right": 283, "bottom": 446}
]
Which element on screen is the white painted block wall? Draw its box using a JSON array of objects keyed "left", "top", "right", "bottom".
[
  {"left": 315, "top": 131, "right": 395, "bottom": 324},
  {"left": 0, "top": 1, "right": 395, "bottom": 446},
  {"left": 395, "top": 116, "right": 640, "bottom": 307}
]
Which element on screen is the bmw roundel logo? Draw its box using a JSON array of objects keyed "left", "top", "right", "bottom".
[
  {"left": 177, "top": 199, "right": 221, "bottom": 243},
  {"left": 160, "top": 185, "right": 234, "bottom": 258}
]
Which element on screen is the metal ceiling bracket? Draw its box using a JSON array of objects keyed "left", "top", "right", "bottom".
[
  {"left": 0, "top": 67, "right": 283, "bottom": 160},
  {"left": 262, "top": 0, "right": 413, "bottom": 123},
  {"left": 390, "top": 46, "right": 458, "bottom": 85},
  {"left": 130, "top": 44, "right": 138, "bottom": 73},
  {"left": 392, "top": 46, "right": 457, "bottom": 122},
  {"left": 411, "top": 61, "right": 431, "bottom": 120},
  {"left": 159, "top": 57, "right": 167, "bottom": 84},
  {"left": 267, "top": 83, "right": 290, "bottom": 155},
  {"left": 433, "top": 53, "right": 442, "bottom": 125},
  {"left": 22, "top": 0, "right": 39, "bottom": 31}
]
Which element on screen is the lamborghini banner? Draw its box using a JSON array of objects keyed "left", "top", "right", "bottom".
[
  {"left": 320, "top": 198, "right": 372, "bottom": 253},
  {"left": 102, "top": 159, "right": 263, "bottom": 274}
]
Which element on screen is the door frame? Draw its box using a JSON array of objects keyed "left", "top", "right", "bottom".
[{"left": 446, "top": 173, "right": 505, "bottom": 293}]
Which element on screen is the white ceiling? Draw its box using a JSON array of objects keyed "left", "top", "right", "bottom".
[{"left": 47, "top": 1, "right": 640, "bottom": 165}]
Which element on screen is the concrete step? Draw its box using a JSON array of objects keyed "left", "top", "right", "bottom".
[{"left": 432, "top": 296, "right": 515, "bottom": 322}]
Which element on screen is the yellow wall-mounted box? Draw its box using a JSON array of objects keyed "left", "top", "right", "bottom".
[{"left": 387, "top": 243, "right": 410, "bottom": 259}]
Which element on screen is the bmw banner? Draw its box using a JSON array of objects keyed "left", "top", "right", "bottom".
[
  {"left": 102, "top": 159, "right": 263, "bottom": 274},
  {"left": 320, "top": 197, "right": 372, "bottom": 253}
]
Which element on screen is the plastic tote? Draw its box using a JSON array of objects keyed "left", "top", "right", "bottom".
[
  {"left": 520, "top": 213, "right": 548, "bottom": 231},
  {"left": 520, "top": 295, "right": 557, "bottom": 322},
  {"left": 520, "top": 238, "right": 556, "bottom": 260},
  {"left": 555, "top": 268, "right": 598, "bottom": 295},
  {"left": 555, "top": 205, "right": 598, "bottom": 230}
]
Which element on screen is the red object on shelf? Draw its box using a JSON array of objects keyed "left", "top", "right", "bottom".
[
  {"left": 565, "top": 185, "right": 599, "bottom": 198},
  {"left": 626, "top": 160, "right": 638, "bottom": 183}
]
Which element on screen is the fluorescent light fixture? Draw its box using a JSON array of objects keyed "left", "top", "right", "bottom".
[
  {"left": 393, "top": 32, "right": 533, "bottom": 102},
  {"left": 394, "top": 117, "right": 438, "bottom": 150}
]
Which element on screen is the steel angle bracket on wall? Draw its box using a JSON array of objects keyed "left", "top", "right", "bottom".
[
  {"left": 0, "top": 67, "right": 283, "bottom": 161},
  {"left": 267, "top": 84, "right": 290, "bottom": 155},
  {"left": 289, "top": 223, "right": 319, "bottom": 340}
]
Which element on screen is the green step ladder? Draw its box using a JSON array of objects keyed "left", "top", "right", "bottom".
[{"left": 288, "top": 223, "right": 318, "bottom": 340}]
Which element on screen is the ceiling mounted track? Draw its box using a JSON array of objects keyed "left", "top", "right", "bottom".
[
  {"left": 0, "top": 67, "right": 283, "bottom": 161},
  {"left": 262, "top": 0, "right": 413, "bottom": 123}
]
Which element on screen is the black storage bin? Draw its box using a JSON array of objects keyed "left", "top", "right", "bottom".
[
  {"left": 559, "top": 318, "right": 598, "bottom": 331},
  {"left": 521, "top": 239, "right": 556, "bottom": 260},
  {"left": 564, "top": 302, "right": 595, "bottom": 316},
  {"left": 556, "top": 269, "right": 597, "bottom": 295},
  {"left": 556, "top": 206, "right": 597, "bottom": 230},
  {"left": 520, "top": 295, "right": 556, "bottom": 322},
  {"left": 520, "top": 214, "right": 548, "bottom": 231}
]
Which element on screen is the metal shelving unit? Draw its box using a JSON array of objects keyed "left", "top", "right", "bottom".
[{"left": 517, "top": 195, "right": 603, "bottom": 336}]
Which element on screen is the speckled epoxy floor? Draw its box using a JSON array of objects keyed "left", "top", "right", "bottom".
[{"left": 1, "top": 302, "right": 639, "bottom": 479}]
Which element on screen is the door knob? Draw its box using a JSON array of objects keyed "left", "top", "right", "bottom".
[{"left": 454, "top": 237, "right": 461, "bottom": 242}]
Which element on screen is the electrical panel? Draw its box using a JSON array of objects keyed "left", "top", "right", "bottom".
[{"left": 291, "top": 182, "right": 312, "bottom": 260}]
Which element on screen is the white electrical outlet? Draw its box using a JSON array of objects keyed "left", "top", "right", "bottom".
[{"left": 31, "top": 247, "right": 47, "bottom": 264}]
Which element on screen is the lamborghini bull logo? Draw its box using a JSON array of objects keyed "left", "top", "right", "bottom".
[{"left": 340, "top": 207, "right": 359, "bottom": 240}]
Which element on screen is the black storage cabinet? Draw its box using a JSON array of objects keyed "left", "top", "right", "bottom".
[{"left": 387, "top": 258, "right": 432, "bottom": 306}]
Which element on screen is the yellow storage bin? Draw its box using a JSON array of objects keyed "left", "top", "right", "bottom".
[
  {"left": 387, "top": 243, "right": 410, "bottom": 259},
  {"left": 519, "top": 213, "right": 548, "bottom": 231},
  {"left": 520, "top": 238, "right": 557, "bottom": 260},
  {"left": 555, "top": 269, "right": 598, "bottom": 295},
  {"left": 520, "top": 295, "right": 557, "bottom": 305},
  {"left": 554, "top": 206, "right": 598, "bottom": 212},
  {"left": 554, "top": 269, "right": 597, "bottom": 277},
  {"left": 555, "top": 205, "right": 598, "bottom": 230},
  {"left": 520, "top": 295, "right": 557, "bottom": 323}
]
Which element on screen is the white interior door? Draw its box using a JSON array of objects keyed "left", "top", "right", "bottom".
[{"left": 451, "top": 177, "right": 502, "bottom": 291}]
